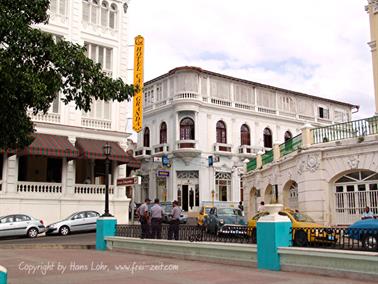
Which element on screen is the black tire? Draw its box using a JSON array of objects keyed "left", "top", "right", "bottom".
[
  {"left": 294, "top": 230, "right": 308, "bottom": 247},
  {"left": 59, "top": 226, "right": 70, "bottom": 236},
  {"left": 362, "top": 235, "right": 378, "bottom": 250},
  {"left": 27, "top": 227, "right": 39, "bottom": 238},
  {"left": 251, "top": 228, "right": 257, "bottom": 244}
]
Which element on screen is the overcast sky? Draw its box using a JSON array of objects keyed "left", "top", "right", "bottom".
[{"left": 125, "top": 0, "right": 375, "bottom": 134}]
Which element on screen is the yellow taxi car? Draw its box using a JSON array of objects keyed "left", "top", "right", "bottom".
[
  {"left": 197, "top": 206, "right": 213, "bottom": 226},
  {"left": 247, "top": 208, "right": 336, "bottom": 246}
]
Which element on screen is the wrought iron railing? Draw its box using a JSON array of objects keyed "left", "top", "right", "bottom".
[
  {"left": 291, "top": 227, "right": 378, "bottom": 252},
  {"left": 116, "top": 225, "right": 255, "bottom": 244},
  {"left": 261, "top": 150, "right": 273, "bottom": 165},
  {"left": 247, "top": 158, "right": 257, "bottom": 172},
  {"left": 312, "top": 116, "right": 378, "bottom": 144},
  {"left": 279, "top": 134, "right": 302, "bottom": 157}
]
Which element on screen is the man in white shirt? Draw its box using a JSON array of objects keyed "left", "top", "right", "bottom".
[
  {"left": 362, "top": 206, "right": 374, "bottom": 219},
  {"left": 150, "top": 198, "right": 164, "bottom": 239},
  {"left": 137, "top": 198, "right": 151, "bottom": 239},
  {"left": 168, "top": 200, "right": 181, "bottom": 240}
]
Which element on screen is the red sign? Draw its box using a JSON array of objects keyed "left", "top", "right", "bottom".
[{"left": 117, "top": 177, "right": 140, "bottom": 186}]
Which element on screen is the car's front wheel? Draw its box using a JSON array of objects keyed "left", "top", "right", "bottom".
[
  {"left": 59, "top": 226, "right": 70, "bottom": 236},
  {"left": 27, "top": 227, "right": 39, "bottom": 238},
  {"left": 362, "top": 235, "right": 378, "bottom": 250}
]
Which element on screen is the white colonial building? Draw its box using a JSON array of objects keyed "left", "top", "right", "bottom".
[
  {"left": 0, "top": 0, "right": 139, "bottom": 225},
  {"left": 134, "top": 66, "right": 357, "bottom": 213}
]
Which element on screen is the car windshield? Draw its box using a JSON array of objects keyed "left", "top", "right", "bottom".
[
  {"left": 162, "top": 205, "right": 172, "bottom": 212},
  {"left": 205, "top": 208, "right": 211, "bottom": 214},
  {"left": 292, "top": 212, "right": 315, "bottom": 223},
  {"left": 217, "top": 208, "right": 242, "bottom": 216}
]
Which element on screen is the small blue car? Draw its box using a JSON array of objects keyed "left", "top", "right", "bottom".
[{"left": 346, "top": 218, "right": 378, "bottom": 250}]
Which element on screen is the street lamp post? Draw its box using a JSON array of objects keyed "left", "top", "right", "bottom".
[{"left": 102, "top": 143, "right": 113, "bottom": 217}]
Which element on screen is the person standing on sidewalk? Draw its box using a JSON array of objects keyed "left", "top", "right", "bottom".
[
  {"left": 150, "top": 198, "right": 164, "bottom": 239},
  {"left": 138, "top": 198, "right": 151, "bottom": 239},
  {"left": 168, "top": 200, "right": 181, "bottom": 240}
]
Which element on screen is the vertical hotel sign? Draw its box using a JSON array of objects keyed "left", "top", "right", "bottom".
[{"left": 132, "top": 35, "right": 144, "bottom": 132}]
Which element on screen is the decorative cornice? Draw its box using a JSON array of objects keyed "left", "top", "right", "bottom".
[{"left": 366, "top": 0, "right": 378, "bottom": 13}]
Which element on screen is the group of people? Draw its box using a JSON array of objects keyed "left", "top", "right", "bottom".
[{"left": 137, "top": 198, "right": 181, "bottom": 240}]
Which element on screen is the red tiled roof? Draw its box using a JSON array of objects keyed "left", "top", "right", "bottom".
[
  {"left": 17, "top": 133, "right": 79, "bottom": 159},
  {"left": 75, "top": 138, "right": 140, "bottom": 168}
]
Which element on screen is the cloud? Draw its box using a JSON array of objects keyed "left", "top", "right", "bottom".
[{"left": 126, "top": 0, "right": 375, "bottom": 124}]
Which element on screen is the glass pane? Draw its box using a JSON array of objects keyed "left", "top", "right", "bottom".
[
  {"left": 90, "top": 44, "right": 96, "bottom": 61},
  {"left": 361, "top": 170, "right": 375, "bottom": 180},
  {"left": 347, "top": 172, "right": 360, "bottom": 181},
  {"left": 59, "top": 0, "right": 66, "bottom": 15},
  {"left": 91, "top": 5, "right": 98, "bottom": 24},
  {"left": 366, "top": 173, "right": 378, "bottom": 181},
  {"left": 109, "top": 11, "right": 115, "bottom": 28},
  {"left": 96, "top": 100, "right": 103, "bottom": 118},
  {"left": 50, "top": 0, "right": 57, "bottom": 13},
  {"left": 346, "top": 185, "right": 355, "bottom": 192},
  {"left": 103, "top": 102, "right": 110, "bottom": 119},
  {"left": 83, "top": 2, "right": 90, "bottom": 22},
  {"left": 370, "top": 184, "right": 378, "bottom": 191},
  {"left": 98, "top": 47, "right": 104, "bottom": 66},
  {"left": 336, "top": 186, "right": 343, "bottom": 193},
  {"left": 358, "top": 184, "right": 366, "bottom": 191},
  {"left": 105, "top": 48, "right": 112, "bottom": 69},
  {"left": 101, "top": 7, "right": 108, "bottom": 26}
]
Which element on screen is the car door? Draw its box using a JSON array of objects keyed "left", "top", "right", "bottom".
[
  {"left": 69, "top": 212, "right": 86, "bottom": 232},
  {"left": 85, "top": 211, "right": 99, "bottom": 230},
  {"left": 13, "top": 215, "right": 30, "bottom": 236},
  {"left": 0, "top": 215, "right": 15, "bottom": 237}
]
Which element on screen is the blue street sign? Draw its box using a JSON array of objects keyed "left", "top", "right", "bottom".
[
  {"left": 162, "top": 154, "right": 169, "bottom": 166},
  {"left": 208, "top": 155, "right": 213, "bottom": 167}
]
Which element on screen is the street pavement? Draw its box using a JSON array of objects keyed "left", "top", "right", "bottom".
[
  {"left": 0, "top": 248, "right": 375, "bottom": 284},
  {"left": 0, "top": 232, "right": 96, "bottom": 248}
]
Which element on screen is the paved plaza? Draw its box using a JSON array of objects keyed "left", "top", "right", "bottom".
[{"left": 0, "top": 248, "right": 375, "bottom": 284}]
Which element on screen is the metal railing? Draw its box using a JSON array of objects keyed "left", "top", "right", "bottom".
[
  {"left": 262, "top": 150, "right": 273, "bottom": 165},
  {"left": 247, "top": 159, "right": 257, "bottom": 172},
  {"left": 279, "top": 134, "right": 302, "bottom": 157},
  {"left": 116, "top": 225, "right": 255, "bottom": 244},
  {"left": 312, "top": 116, "right": 378, "bottom": 144},
  {"left": 291, "top": 227, "right": 378, "bottom": 252}
]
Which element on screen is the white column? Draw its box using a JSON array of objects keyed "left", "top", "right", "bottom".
[
  {"left": 61, "top": 157, "right": 68, "bottom": 195},
  {"left": 65, "top": 159, "right": 75, "bottom": 195},
  {"left": 1, "top": 154, "right": 8, "bottom": 194},
  {"left": 6, "top": 155, "right": 18, "bottom": 194}
]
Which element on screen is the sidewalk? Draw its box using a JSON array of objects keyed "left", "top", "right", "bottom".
[{"left": 0, "top": 248, "right": 375, "bottom": 284}]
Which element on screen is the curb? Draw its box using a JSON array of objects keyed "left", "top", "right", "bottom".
[{"left": 0, "top": 244, "right": 95, "bottom": 250}]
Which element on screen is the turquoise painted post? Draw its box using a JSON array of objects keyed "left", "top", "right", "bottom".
[
  {"left": 0, "top": 265, "right": 7, "bottom": 284},
  {"left": 96, "top": 217, "right": 117, "bottom": 251},
  {"left": 257, "top": 204, "right": 291, "bottom": 271}
]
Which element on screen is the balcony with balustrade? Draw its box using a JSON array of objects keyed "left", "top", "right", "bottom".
[
  {"left": 134, "top": 147, "right": 152, "bottom": 159},
  {"left": 153, "top": 143, "right": 170, "bottom": 156},
  {"left": 238, "top": 145, "right": 264, "bottom": 157},
  {"left": 173, "top": 140, "right": 201, "bottom": 158},
  {"left": 213, "top": 143, "right": 233, "bottom": 156}
]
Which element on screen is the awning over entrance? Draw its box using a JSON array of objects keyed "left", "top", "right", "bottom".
[
  {"left": 17, "top": 133, "right": 79, "bottom": 159},
  {"left": 75, "top": 138, "right": 140, "bottom": 168}
]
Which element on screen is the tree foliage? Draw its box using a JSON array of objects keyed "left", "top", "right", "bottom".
[{"left": 0, "top": 0, "right": 134, "bottom": 149}]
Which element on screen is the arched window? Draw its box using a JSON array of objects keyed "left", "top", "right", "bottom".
[
  {"left": 240, "top": 124, "right": 250, "bottom": 145},
  {"left": 216, "top": 121, "right": 227, "bottom": 144},
  {"left": 284, "top": 131, "right": 292, "bottom": 142},
  {"left": 160, "top": 122, "right": 167, "bottom": 144},
  {"left": 101, "top": 1, "right": 109, "bottom": 27},
  {"left": 91, "top": 0, "right": 99, "bottom": 25},
  {"left": 263, "top": 127, "right": 272, "bottom": 148},
  {"left": 109, "top": 3, "right": 117, "bottom": 29},
  {"left": 180, "top": 118, "right": 194, "bottom": 140},
  {"left": 143, "top": 127, "right": 150, "bottom": 147}
]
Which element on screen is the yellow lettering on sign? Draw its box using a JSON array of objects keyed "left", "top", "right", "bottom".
[{"left": 132, "top": 35, "right": 144, "bottom": 133}]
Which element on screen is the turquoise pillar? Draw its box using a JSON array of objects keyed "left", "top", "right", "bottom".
[
  {"left": 257, "top": 204, "right": 292, "bottom": 271},
  {"left": 96, "top": 217, "right": 117, "bottom": 251},
  {"left": 0, "top": 265, "right": 7, "bottom": 284}
]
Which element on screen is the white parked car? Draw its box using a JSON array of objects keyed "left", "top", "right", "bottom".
[
  {"left": 0, "top": 214, "right": 46, "bottom": 238},
  {"left": 46, "top": 211, "right": 100, "bottom": 236}
]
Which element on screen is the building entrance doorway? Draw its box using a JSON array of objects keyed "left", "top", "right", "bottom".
[{"left": 177, "top": 171, "right": 199, "bottom": 212}]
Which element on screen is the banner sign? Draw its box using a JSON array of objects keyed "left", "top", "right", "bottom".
[
  {"left": 132, "top": 35, "right": 144, "bottom": 133},
  {"left": 117, "top": 176, "right": 141, "bottom": 186}
]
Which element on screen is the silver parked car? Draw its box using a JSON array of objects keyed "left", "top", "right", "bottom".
[
  {"left": 46, "top": 211, "right": 100, "bottom": 236},
  {"left": 0, "top": 214, "right": 46, "bottom": 238}
]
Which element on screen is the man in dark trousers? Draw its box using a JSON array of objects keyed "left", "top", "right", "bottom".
[
  {"left": 168, "top": 200, "right": 181, "bottom": 240},
  {"left": 150, "top": 198, "right": 164, "bottom": 239},
  {"left": 137, "top": 198, "right": 151, "bottom": 239}
]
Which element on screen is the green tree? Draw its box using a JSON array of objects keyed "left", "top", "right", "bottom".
[{"left": 0, "top": 0, "right": 134, "bottom": 149}]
